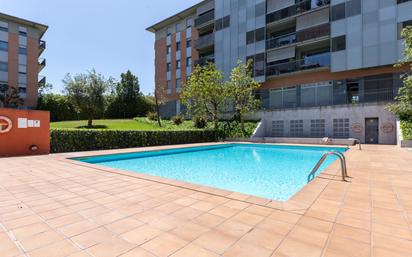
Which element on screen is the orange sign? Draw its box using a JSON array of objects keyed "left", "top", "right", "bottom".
[{"left": 0, "top": 116, "right": 12, "bottom": 134}]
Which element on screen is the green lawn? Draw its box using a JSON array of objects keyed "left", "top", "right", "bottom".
[
  {"left": 51, "top": 118, "right": 260, "bottom": 137},
  {"left": 51, "top": 118, "right": 200, "bottom": 130}
]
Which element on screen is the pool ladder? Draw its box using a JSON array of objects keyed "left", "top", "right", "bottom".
[{"left": 308, "top": 151, "right": 348, "bottom": 182}]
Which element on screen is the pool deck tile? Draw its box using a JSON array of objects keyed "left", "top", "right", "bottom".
[{"left": 1, "top": 143, "right": 412, "bottom": 256}]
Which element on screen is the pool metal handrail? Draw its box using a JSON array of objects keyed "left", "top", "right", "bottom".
[
  {"left": 308, "top": 151, "right": 348, "bottom": 182},
  {"left": 353, "top": 138, "right": 362, "bottom": 150}
]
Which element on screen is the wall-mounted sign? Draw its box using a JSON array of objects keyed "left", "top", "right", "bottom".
[
  {"left": 382, "top": 123, "right": 394, "bottom": 134},
  {"left": 351, "top": 123, "right": 363, "bottom": 133},
  {"left": 0, "top": 116, "right": 12, "bottom": 134}
]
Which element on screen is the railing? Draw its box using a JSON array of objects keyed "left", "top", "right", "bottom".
[
  {"left": 194, "top": 11, "right": 215, "bottom": 27},
  {"left": 267, "top": 0, "right": 330, "bottom": 24},
  {"left": 38, "top": 58, "right": 46, "bottom": 66},
  {"left": 195, "top": 55, "right": 215, "bottom": 66},
  {"left": 38, "top": 76, "right": 46, "bottom": 85},
  {"left": 39, "top": 40, "right": 46, "bottom": 49},
  {"left": 266, "top": 32, "right": 297, "bottom": 50},
  {"left": 195, "top": 33, "right": 214, "bottom": 49},
  {"left": 266, "top": 52, "right": 330, "bottom": 76},
  {"left": 308, "top": 151, "right": 348, "bottom": 182}
]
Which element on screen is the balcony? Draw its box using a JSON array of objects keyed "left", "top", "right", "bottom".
[
  {"left": 266, "top": 32, "right": 297, "bottom": 50},
  {"left": 194, "top": 11, "right": 215, "bottom": 28},
  {"left": 195, "top": 33, "right": 214, "bottom": 50},
  {"left": 39, "top": 40, "right": 46, "bottom": 56},
  {"left": 266, "top": 52, "right": 330, "bottom": 77},
  {"left": 266, "top": 0, "right": 330, "bottom": 25},
  {"left": 296, "top": 23, "right": 330, "bottom": 43},
  {"left": 38, "top": 76, "right": 46, "bottom": 86},
  {"left": 195, "top": 55, "right": 215, "bottom": 67},
  {"left": 38, "top": 58, "right": 46, "bottom": 72}
]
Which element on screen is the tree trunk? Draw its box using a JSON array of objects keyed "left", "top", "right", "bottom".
[
  {"left": 240, "top": 114, "right": 246, "bottom": 137},
  {"left": 155, "top": 94, "right": 162, "bottom": 127},
  {"left": 88, "top": 114, "right": 93, "bottom": 127}
]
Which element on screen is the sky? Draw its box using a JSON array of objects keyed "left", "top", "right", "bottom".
[{"left": 0, "top": 0, "right": 200, "bottom": 94}]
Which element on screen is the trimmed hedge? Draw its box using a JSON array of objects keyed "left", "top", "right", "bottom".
[
  {"left": 401, "top": 120, "right": 412, "bottom": 140},
  {"left": 51, "top": 129, "right": 219, "bottom": 153}
]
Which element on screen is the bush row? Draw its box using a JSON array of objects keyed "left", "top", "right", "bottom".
[
  {"left": 50, "top": 129, "right": 219, "bottom": 153},
  {"left": 401, "top": 120, "right": 412, "bottom": 140}
]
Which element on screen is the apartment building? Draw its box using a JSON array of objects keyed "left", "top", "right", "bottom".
[
  {"left": 147, "top": 0, "right": 412, "bottom": 144},
  {"left": 0, "top": 12, "right": 47, "bottom": 109}
]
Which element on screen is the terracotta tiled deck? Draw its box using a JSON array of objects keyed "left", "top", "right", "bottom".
[{"left": 0, "top": 143, "right": 412, "bottom": 257}]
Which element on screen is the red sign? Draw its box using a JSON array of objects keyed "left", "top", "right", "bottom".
[{"left": 0, "top": 116, "right": 12, "bottom": 134}]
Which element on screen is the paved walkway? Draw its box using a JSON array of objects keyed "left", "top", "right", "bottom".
[{"left": 0, "top": 144, "right": 411, "bottom": 257}]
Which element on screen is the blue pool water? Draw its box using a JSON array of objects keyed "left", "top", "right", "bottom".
[{"left": 75, "top": 144, "right": 347, "bottom": 201}]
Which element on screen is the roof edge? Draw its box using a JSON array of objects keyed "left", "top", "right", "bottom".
[
  {"left": 0, "top": 12, "right": 48, "bottom": 35},
  {"left": 146, "top": 1, "right": 206, "bottom": 33}
]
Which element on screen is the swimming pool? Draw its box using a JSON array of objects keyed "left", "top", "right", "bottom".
[{"left": 75, "top": 144, "right": 347, "bottom": 201}]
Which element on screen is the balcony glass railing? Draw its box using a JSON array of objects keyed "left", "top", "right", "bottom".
[
  {"left": 266, "top": 52, "right": 330, "bottom": 76},
  {"left": 195, "top": 55, "right": 215, "bottom": 66},
  {"left": 266, "top": 32, "right": 297, "bottom": 50},
  {"left": 266, "top": 0, "right": 330, "bottom": 24},
  {"left": 194, "top": 11, "right": 215, "bottom": 27},
  {"left": 195, "top": 33, "right": 214, "bottom": 49}
]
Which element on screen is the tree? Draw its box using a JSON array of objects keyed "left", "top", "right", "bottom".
[
  {"left": 0, "top": 84, "right": 24, "bottom": 108},
  {"left": 386, "top": 26, "right": 412, "bottom": 120},
  {"left": 64, "top": 69, "right": 113, "bottom": 127},
  {"left": 37, "top": 93, "right": 78, "bottom": 122},
  {"left": 181, "top": 63, "right": 226, "bottom": 129},
  {"left": 106, "top": 70, "right": 146, "bottom": 118},
  {"left": 154, "top": 85, "right": 166, "bottom": 127},
  {"left": 226, "top": 60, "right": 261, "bottom": 135}
]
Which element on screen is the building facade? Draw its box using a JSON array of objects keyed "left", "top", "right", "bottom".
[
  {"left": 147, "top": 0, "right": 412, "bottom": 144},
  {"left": 0, "top": 12, "right": 47, "bottom": 109}
]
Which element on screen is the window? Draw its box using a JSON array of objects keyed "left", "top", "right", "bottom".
[
  {"left": 186, "top": 39, "right": 191, "bottom": 48},
  {"left": 398, "top": 20, "right": 412, "bottom": 39},
  {"left": 175, "top": 23, "right": 181, "bottom": 32},
  {"left": 0, "top": 25, "right": 7, "bottom": 32},
  {"left": 176, "top": 60, "right": 181, "bottom": 69},
  {"left": 166, "top": 63, "right": 171, "bottom": 72},
  {"left": 331, "top": 3, "right": 345, "bottom": 21},
  {"left": 176, "top": 79, "right": 181, "bottom": 92},
  {"left": 246, "top": 31, "right": 255, "bottom": 44},
  {"left": 397, "top": 0, "right": 412, "bottom": 3},
  {"left": 222, "top": 15, "right": 230, "bottom": 28},
  {"left": 346, "top": 0, "right": 361, "bottom": 17},
  {"left": 186, "top": 57, "right": 192, "bottom": 67},
  {"left": 255, "top": 28, "right": 265, "bottom": 42},
  {"left": 166, "top": 45, "right": 171, "bottom": 54},
  {"left": 333, "top": 119, "right": 350, "bottom": 138},
  {"left": 166, "top": 27, "right": 172, "bottom": 36},
  {"left": 311, "top": 120, "right": 326, "bottom": 138},
  {"left": 272, "top": 121, "right": 284, "bottom": 137},
  {"left": 176, "top": 42, "right": 181, "bottom": 52},
  {"left": 186, "top": 18, "right": 193, "bottom": 28},
  {"left": 18, "top": 27, "right": 27, "bottom": 36},
  {"left": 18, "top": 47, "right": 27, "bottom": 55},
  {"left": 246, "top": 27, "right": 265, "bottom": 45},
  {"left": 215, "top": 19, "right": 223, "bottom": 31},
  {"left": 0, "top": 41, "right": 8, "bottom": 51},
  {"left": 254, "top": 53, "right": 265, "bottom": 77},
  {"left": 215, "top": 16, "right": 230, "bottom": 31},
  {"left": 290, "top": 120, "right": 304, "bottom": 137},
  {"left": 0, "top": 62, "right": 7, "bottom": 72},
  {"left": 332, "top": 36, "right": 346, "bottom": 52},
  {"left": 166, "top": 80, "right": 172, "bottom": 94}
]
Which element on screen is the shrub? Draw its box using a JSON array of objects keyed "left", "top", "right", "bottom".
[
  {"left": 193, "top": 116, "right": 207, "bottom": 129},
  {"left": 401, "top": 120, "right": 412, "bottom": 140},
  {"left": 147, "top": 111, "right": 158, "bottom": 121},
  {"left": 172, "top": 115, "right": 184, "bottom": 125},
  {"left": 50, "top": 129, "right": 219, "bottom": 153}
]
